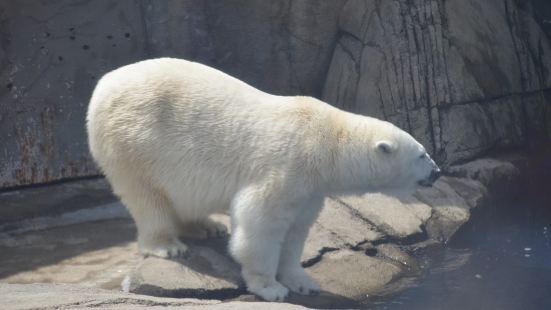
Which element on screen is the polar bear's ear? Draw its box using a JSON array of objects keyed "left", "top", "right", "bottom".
[{"left": 376, "top": 140, "right": 397, "bottom": 154}]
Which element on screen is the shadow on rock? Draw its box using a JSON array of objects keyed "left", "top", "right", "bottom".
[{"left": 124, "top": 236, "right": 245, "bottom": 299}]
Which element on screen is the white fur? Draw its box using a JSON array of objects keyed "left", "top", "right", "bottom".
[{"left": 86, "top": 58, "right": 437, "bottom": 301}]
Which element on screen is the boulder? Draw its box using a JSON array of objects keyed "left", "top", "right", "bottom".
[
  {"left": 306, "top": 249, "right": 403, "bottom": 299},
  {"left": 302, "top": 198, "right": 382, "bottom": 263},
  {"left": 447, "top": 158, "right": 520, "bottom": 188},
  {"left": 441, "top": 177, "right": 488, "bottom": 209},
  {"left": 335, "top": 194, "right": 432, "bottom": 239},
  {"left": 415, "top": 177, "right": 486, "bottom": 241}
]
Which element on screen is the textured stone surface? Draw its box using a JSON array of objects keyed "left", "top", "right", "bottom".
[
  {"left": 336, "top": 194, "right": 433, "bottom": 239},
  {"left": 0, "top": 216, "right": 138, "bottom": 290},
  {"left": 306, "top": 249, "right": 403, "bottom": 299},
  {"left": 141, "top": 0, "right": 344, "bottom": 96},
  {"left": 0, "top": 162, "right": 500, "bottom": 308},
  {"left": 322, "top": 0, "right": 551, "bottom": 164},
  {"left": 528, "top": 0, "right": 551, "bottom": 41},
  {"left": 197, "top": 1, "right": 344, "bottom": 96},
  {"left": 416, "top": 177, "right": 486, "bottom": 241},
  {"left": 375, "top": 244, "right": 419, "bottom": 270},
  {"left": 0, "top": 0, "right": 147, "bottom": 188},
  {"left": 301, "top": 198, "right": 382, "bottom": 262},
  {"left": 442, "top": 177, "right": 488, "bottom": 209},
  {"left": 123, "top": 197, "right": 395, "bottom": 300},
  {"left": 124, "top": 245, "right": 244, "bottom": 299},
  {"left": 0, "top": 283, "right": 307, "bottom": 310},
  {"left": 1, "top": 0, "right": 550, "bottom": 188},
  {"left": 439, "top": 96, "right": 525, "bottom": 163},
  {"left": 447, "top": 157, "right": 521, "bottom": 188},
  {"left": 0, "top": 178, "right": 115, "bottom": 224},
  {"left": 0, "top": 0, "right": 344, "bottom": 189}
]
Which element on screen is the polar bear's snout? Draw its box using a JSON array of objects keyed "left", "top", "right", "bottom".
[
  {"left": 418, "top": 166, "right": 441, "bottom": 187},
  {"left": 428, "top": 167, "right": 442, "bottom": 183}
]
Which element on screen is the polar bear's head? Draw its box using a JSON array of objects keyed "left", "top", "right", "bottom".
[
  {"left": 336, "top": 118, "right": 441, "bottom": 194},
  {"left": 370, "top": 130, "right": 441, "bottom": 194}
]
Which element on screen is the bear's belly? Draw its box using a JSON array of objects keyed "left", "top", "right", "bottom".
[{"left": 149, "top": 156, "right": 241, "bottom": 220}]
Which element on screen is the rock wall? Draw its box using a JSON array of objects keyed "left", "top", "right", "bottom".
[
  {"left": 0, "top": 1, "right": 148, "bottom": 187},
  {"left": 0, "top": 0, "right": 343, "bottom": 188},
  {"left": 0, "top": 0, "right": 549, "bottom": 188},
  {"left": 322, "top": 0, "right": 551, "bottom": 164},
  {"left": 141, "top": 0, "right": 344, "bottom": 95}
]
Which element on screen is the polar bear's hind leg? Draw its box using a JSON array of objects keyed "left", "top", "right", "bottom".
[{"left": 110, "top": 173, "right": 188, "bottom": 258}]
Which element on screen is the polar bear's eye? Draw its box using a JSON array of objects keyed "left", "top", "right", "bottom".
[{"left": 419, "top": 153, "right": 426, "bottom": 159}]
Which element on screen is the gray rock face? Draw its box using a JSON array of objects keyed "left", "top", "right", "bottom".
[
  {"left": 2, "top": 0, "right": 547, "bottom": 306},
  {"left": 447, "top": 157, "right": 521, "bottom": 188},
  {"left": 142, "top": 0, "right": 344, "bottom": 96},
  {"left": 0, "top": 1, "right": 147, "bottom": 187},
  {"left": 1, "top": 0, "right": 549, "bottom": 188},
  {"left": 0, "top": 0, "right": 344, "bottom": 188},
  {"left": 529, "top": 0, "right": 551, "bottom": 41},
  {"left": 322, "top": 0, "right": 551, "bottom": 164}
]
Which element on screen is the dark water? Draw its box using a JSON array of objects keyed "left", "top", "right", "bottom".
[{"left": 369, "top": 171, "right": 551, "bottom": 310}]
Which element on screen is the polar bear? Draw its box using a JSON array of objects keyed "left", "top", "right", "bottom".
[{"left": 86, "top": 58, "right": 440, "bottom": 301}]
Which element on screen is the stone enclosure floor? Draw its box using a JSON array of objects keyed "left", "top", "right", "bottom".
[
  {"left": 0, "top": 216, "right": 139, "bottom": 290},
  {"left": 0, "top": 158, "right": 520, "bottom": 309}
]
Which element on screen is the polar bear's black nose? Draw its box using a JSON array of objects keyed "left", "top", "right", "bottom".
[
  {"left": 418, "top": 168, "right": 441, "bottom": 187},
  {"left": 429, "top": 168, "right": 442, "bottom": 183}
]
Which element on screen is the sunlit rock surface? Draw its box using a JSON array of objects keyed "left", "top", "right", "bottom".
[{"left": 1, "top": 155, "right": 528, "bottom": 308}]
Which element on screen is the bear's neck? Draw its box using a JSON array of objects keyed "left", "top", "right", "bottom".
[
  {"left": 288, "top": 97, "right": 373, "bottom": 194},
  {"left": 321, "top": 110, "right": 375, "bottom": 194}
]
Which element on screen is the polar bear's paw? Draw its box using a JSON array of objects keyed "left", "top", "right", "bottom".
[
  {"left": 179, "top": 218, "right": 228, "bottom": 240},
  {"left": 248, "top": 281, "right": 289, "bottom": 302},
  {"left": 139, "top": 239, "right": 188, "bottom": 258},
  {"left": 279, "top": 269, "right": 320, "bottom": 295}
]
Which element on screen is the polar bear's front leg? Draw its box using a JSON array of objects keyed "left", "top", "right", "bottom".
[
  {"left": 277, "top": 196, "right": 323, "bottom": 295},
  {"left": 229, "top": 186, "right": 295, "bottom": 302}
]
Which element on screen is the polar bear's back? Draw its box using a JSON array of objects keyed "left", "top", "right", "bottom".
[{"left": 87, "top": 58, "right": 313, "bottom": 213}]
